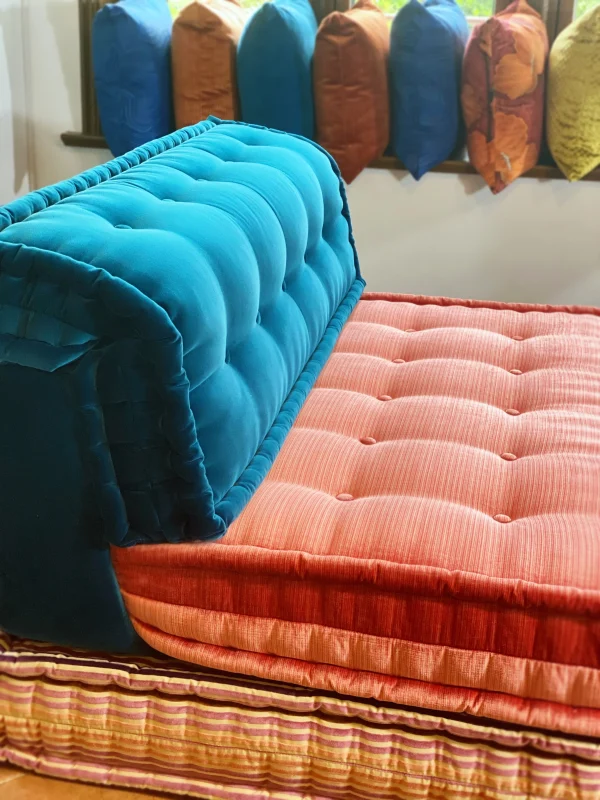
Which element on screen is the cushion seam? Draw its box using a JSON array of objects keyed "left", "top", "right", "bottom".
[
  {"left": 0, "top": 121, "right": 219, "bottom": 233},
  {"left": 214, "top": 278, "right": 364, "bottom": 524},
  {"left": 116, "top": 558, "right": 600, "bottom": 616},
  {"left": 126, "top": 603, "right": 600, "bottom": 680},
  {"left": 0, "top": 709, "right": 443, "bottom": 780},
  {"left": 362, "top": 292, "right": 600, "bottom": 317}
]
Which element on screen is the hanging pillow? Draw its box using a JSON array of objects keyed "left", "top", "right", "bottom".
[
  {"left": 172, "top": 0, "right": 249, "bottom": 128},
  {"left": 390, "top": 0, "right": 469, "bottom": 180},
  {"left": 93, "top": 0, "right": 174, "bottom": 157},
  {"left": 547, "top": 7, "right": 600, "bottom": 181},
  {"left": 237, "top": 0, "right": 317, "bottom": 138},
  {"left": 313, "top": 0, "right": 390, "bottom": 184},
  {"left": 461, "top": 0, "right": 548, "bottom": 194}
]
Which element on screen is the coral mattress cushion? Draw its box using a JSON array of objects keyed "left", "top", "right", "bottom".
[{"left": 114, "top": 293, "right": 600, "bottom": 711}]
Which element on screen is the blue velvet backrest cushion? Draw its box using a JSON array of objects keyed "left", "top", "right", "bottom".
[
  {"left": 0, "top": 119, "right": 363, "bottom": 547},
  {"left": 390, "top": 0, "right": 469, "bottom": 179},
  {"left": 93, "top": 0, "right": 174, "bottom": 157},
  {"left": 237, "top": 0, "right": 317, "bottom": 139}
]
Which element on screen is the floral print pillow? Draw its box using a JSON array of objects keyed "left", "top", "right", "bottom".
[{"left": 461, "top": 0, "right": 548, "bottom": 193}]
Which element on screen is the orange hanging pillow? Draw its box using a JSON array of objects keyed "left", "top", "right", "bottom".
[
  {"left": 172, "top": 0, "right": 249, "bottom": 128},
  {"left": 313, "top": 0, "right": 390, "bottom": 184},
  {"left": 461, "top": 0, "right": 548, "bottom": 194}
]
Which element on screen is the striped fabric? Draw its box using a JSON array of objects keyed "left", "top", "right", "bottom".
[
  {"left": 1, "top": 633, "right": 600, "bottom": 800},
  {"left": 114, "top": 293, "right": 600, "bottom": 736}
]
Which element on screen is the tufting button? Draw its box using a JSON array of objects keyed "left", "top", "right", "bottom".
[
  {"left": 225, "top": 351, "right": 231, "bottom": 364},
  {"left": 493, "top": 514, "right": 512, "bottom": 523},
  {"left": 505, "top": 408, "right": 521, "bottom": 416},
  {"left": 512, "top": 335, "right": 524, "bottom": 341},
  {"left": 256, "top": 312, "right": 262, "bottom": 325},
  {"left": 500, "top": 452, "right": 517, "bottom": 461},
  {"left": 404, "top": 328, "right": 416, "bottom": 333},
  {"left": 282, "top": 280, "right": 287, "bottom": 292},
  {"left": 392, "top": 358, "right": 405, "bottom": 364},
  {"left": 115, "top": 223, "right": 131, "bottom": 229},
  {"left": 360, "top": 436, "right": 377, "bottom": 445},
  {"left": 509, "top": 369, "right": 522, "bottom": 375},
  {"left": 336, "top": 493, "right": 354, "bottom": 501},
  {"left": 378, "top": 394, "right": 393, "bottom": 401}
]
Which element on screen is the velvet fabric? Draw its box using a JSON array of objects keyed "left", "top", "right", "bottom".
[
  {"left": 313, "top": 0, "right": 390, "bottom": 183},
  {"left": 0, "top": 364, "right": 143, "bottom": 653},
  {"left": 237, "top": 0, "right": 317, "bottom": 138},
  {"left": 93, "top": 0, "right": 174, "bottom": 157},
  {"left": 0, "top": 119, "right": 362, "bottom": 649},
  {"left": 390, "top": 0, "right": 469, "bottom": 179}
]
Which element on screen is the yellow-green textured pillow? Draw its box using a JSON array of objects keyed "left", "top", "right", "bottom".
[{"left": 548, "top": 7, "right": 600, "bottom": 181}]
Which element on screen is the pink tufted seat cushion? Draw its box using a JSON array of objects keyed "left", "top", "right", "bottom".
[{"left": 114, "top": 293, "right": 600, "bottom": 732}]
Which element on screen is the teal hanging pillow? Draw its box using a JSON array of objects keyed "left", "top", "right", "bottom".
[
  {"left": 390, "top": 0, "right": 469, "bottom": 179},
  {"left": 93, "top": 0, "right": 174, "bottom": 156},
  {"left": 237, "top": 0, "right": 317, "bottom": 138}
]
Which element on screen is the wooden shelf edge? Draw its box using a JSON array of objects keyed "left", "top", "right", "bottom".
[
  {"left": 61, "top": 131, "right": 109, "bottom": 149},
  {"left": 369, "top": 156, "right": 600, "bottom": 183},
  {"left": 59, "top": 135, "right": 600, "bottom": 183}
]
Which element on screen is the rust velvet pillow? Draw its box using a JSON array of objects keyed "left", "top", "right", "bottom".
[
  {"left": 461, "top": 0, "right": 548, "bottom": 193},
  {"left": 313, "top": 0, "right": 390, "bottom": 183},
  {"left": 172, "top": 0, "right": 248, "bottom": 128}
]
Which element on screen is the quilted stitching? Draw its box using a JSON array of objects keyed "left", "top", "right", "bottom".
[
  {"left": 0, "top": 119, "right": 362, "bottom": 546},
  {"left": 115, "top": 293, "right": 600, "bottom": 717}
]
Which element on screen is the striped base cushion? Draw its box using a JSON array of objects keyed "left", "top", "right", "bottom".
[
  {"left": 113, "top": 293, "right": 600, "bottom": 734},
  {"left": 1, "top": 634, "right": 600, "bottom": 800}
]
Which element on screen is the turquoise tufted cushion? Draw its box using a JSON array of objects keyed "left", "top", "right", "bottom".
[
  {"left": 0, "top": 118, "right": 363, "bottom": 548},
  {"left": 0, "top": 119, "right": 362, "bottom": 650}
]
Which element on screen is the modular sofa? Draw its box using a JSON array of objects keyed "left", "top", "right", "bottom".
[{"left": 1, "top": 119, "right": 599, "bottom": 799}]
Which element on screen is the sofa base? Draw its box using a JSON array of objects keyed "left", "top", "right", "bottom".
[{"left": 1, "top": 633, "right": 600, "bottom": 800}]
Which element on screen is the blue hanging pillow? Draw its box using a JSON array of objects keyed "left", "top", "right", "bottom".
[
  {"left": 237, "top": 0, "right": 317, "bottom": 138},
  {"left": 390, "top": 0, "right": 469, "bottom": 180},
  {"left": 93, "top": 0, "right": 174, "bottom": 157}
]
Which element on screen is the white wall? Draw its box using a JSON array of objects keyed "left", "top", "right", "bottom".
[
  {"left": 347, "top": 169, "right": 600, "bottom": 305},
  {"left": 20, "top": 0, "right": 600, "bottom": 306},
  {"left": 0, "top": 0, "right": 30, "bottom": 203},
  {"left": 23, "top": 0, "right": 107, "bottom": 188}
]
